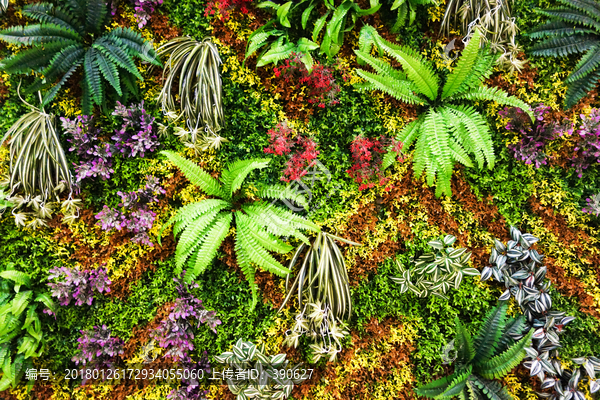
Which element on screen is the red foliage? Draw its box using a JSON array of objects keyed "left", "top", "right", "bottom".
[
  {"left": 274, "top": 53, "right": 341, "bottom": 108},
  {"left": 346, "top": 135, "right": 404, "bottom": 190},
  {"left": 263, "top": 122, "right": 319, "bottom": 182},
  {"left": 204, "top": 0, "right": 252, "bottom": 20}
]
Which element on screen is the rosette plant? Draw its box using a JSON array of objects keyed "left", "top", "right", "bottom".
[
  {"left": 0, "top": 0, "right": 161, "bottom": 113},
  {"left": 416, "top": 302, "right": 533, "bottom": 400},
  {"left": 355, "top": 26, "right": 533, "bottom": 196},
  {"left": 159, "top": 151, "right": 319, "bottom": 307}
]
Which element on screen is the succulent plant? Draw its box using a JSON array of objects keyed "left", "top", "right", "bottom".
[
  {"left": 390, "top": 234, "right": 479, "bottom": 300},
  {"left": 215, "top": 339, "right": 309, "bottom": 400}
]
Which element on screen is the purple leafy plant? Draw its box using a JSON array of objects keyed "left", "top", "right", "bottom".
[
  {"left": 48, "top": 265, "right": 111, "bottom": 306},
  {"left": 95, "top": 176, "right": 165, "bottom": 246},
  {"left": 72, "top": 325, "right": 124, "bottom": 377},
  {"left": 571, "top": 108, "right": 600, "bottom": 177},
  {"left": 61, "top": 115, "right": 115, "bottom": 183},
  {"left": 112, "top": 101, "right": 159, "bottom": 158},
  {"left": 130, "top": 0, "right": 163, "bottom": 28},
  {"left": 499, "top": 104, "right": 562, "bottom": 168}
]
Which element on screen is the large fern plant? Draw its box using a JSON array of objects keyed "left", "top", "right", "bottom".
[
  {"left": 159, "top": 151, "right": 319, "bottom": 307},
  {"left": 0, "top": 0, "right": 161, "bottom": 113},
  {"left": 527, "top": 0, "right": 600, "bottom": 109},
  {"left": 416, "top": 303, "right": 533, "bottom": 400},
  {"left": 355, "top": 26, "right": 533, "bottom": 196}
]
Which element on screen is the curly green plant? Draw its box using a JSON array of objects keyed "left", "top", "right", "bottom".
[
  {"left": 390, "top": 234, "right": 479, "bottom": 300},
  {"left": 215, "top": 339, "right": 309, "bottom": 400},
  {"left": 157, "top": 36, "right": 226, "bottom": 149},
  {"left": 159, "top": 150, "right": 320, "bottom": 307},
  {"left": 416, "top": 302, "right": 533, "bottom": 400},
  {"left": 246, "top": 0, "right": 381, "bottom": 70},
  {"left": 355, "top": 26, "right": 533, "bottom": 197},
  {"left": 0, "top": 0, "right": 161, "bottom": 113},
  {"left": 0, "top": 264, "right": 56, "bottom": 391},
  {"left": 278, "top": 231, "right": 359, "bottom": 362},
  {"left": 527, "top": 0, "right": 600, "bottom": 109}
]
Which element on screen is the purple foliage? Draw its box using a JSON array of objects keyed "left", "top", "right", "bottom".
[
  {"left": 48, "top": 265, "right": 111, "bottom": 306},
  {"left": 95, "top": 176, "right": 165, "bottom": 246},
  {"left": 150, "top": 274, "right": 221, "bottom": 363},
  {"left": 130, "top": 0, "right": 163, "bottom": 28},
  {"left": 582, "top": 193, "right": 600, "bottom": 217},
  {"left": 112, "top": 101, "right": 159, "bottom": 158},
  {"left": 571, "top": 109, "right": 600, "bottom": 177},
  {"left": 72, "top": 325, "right": 124, "bottom": 384},
  {"left": 167, "top": 353, "right": 211, "bottom": 400},
  {"left": 499, "top": 104, "right": 561, "bottom": 168},
  {"left": 61, "top": 115, "right": 115, "bottom": 183}
]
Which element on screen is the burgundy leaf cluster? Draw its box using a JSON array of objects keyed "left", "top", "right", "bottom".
[
  {"left": 499, "top": 104, "right": 562, "bottom": 169},
  {"left": 571, "top": 108, "right": 600, "bottom": 177},
  {"left": 72, "top": 325, "right": 124, "bottom": 377},
  {"left": 48, "top": 265, "right": 111, "bottom": 306},
  {"left": 204, "top": 0, "right": 252, "bottom": 20},
  {"left": 95, "top": 176, "right": 165, "bottom": 246},
  {"left": 264, "top": 122, "right": 320, "bottom": 182},
  {"left": 274, "top": 53, "right": 341, "bottom": 109},
  {"left": 150, "top": 274, "right": 221, "bottom": 363},
  {"left": 346, "top": 135, "right": 402, "bottom": 191}
]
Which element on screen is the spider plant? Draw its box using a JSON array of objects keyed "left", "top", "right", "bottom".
[
  {"left": 0, "top": 0, "right": 8, "bottom": 14},
  {"left": 0, "top": 91, "right": 72, "bottom": 208},
  {"left": 157, "top": 37, "right": 225, "bottom": 148},
  {"left": 279, "top": 231, "right": 360, "bottom": 321}
]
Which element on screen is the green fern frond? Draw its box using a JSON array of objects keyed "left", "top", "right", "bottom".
[
  {"left": 473, "top": 303, "right": 507, "bottom": 363},
  {"left": 84, "top": 0, "right": 106, "bottom": 34},
  {"left": 1, "top": 42, "right": 72, "bottom": 73},
  {"left": 0, "top": 271, "right": 31, "bottom": 288},
  {"left": 257, "top": 38, "right": 295, "bottom": 67},
  {"left": 450, "top": 86, "right": 534, "bottom": 121},
  {"left": 355, "top": 69, "right": 424, "bottom": 104},
  {"left": 95, "top": 37, "right": 143, "bottom": 79},
  {"left": 469, "top": 376, "right": 513, "bottom": 400},
  {"left": 527, "top": 20, "right": 596, "bottom": 38},
  {"left": 185, "top": 212, "right": 233, "bottom": 281},
  {"left": 558, "top": 0, "right": 600, "bottom": 18},
  {"left": 566, "top": 44, "right": 600, "bottom": 82},
  {"left": 42, "top": 62, "right": 79, "bottom": 105},
  {"left": 565, "top": 67, "right": 600, "bottom": 107},
  {"left": 415, "top": 366, "right": 472, "bottom": 399},
  {"left": 442, "top": 28, "right": 482, "bottom": 99},
  {"left": 454, "top": 318, "right": 475, "bottom": 364},
  {"left": 161, "top": 150, "right": 225, "bottom": 198},
  {"left": 83, "top": 48, "right": 102, "bottom": 105},
  {"left": 0, "top": 23, "right": 81, "bottom": 45},
  {"left": 175, "top": 208, "right": 225, "bottom": 269},
  {"left": 234, "top": 236, "right": 259, "bottom": 308},
  {"left": 23, "top": 3, "right": 80, "bottom": 33},
  {"left": 94, "top": 49, "right": 121, "bottom": 95},
  {"left": 354, "top": 49, "right": 409, "bottom": 83},
  {"left": 423, "top": 108, "right": 452, "bottom": 177},
  {"left": 255, "top": 184, "right": 309, "bottom": 211},
  {"left": 454, "top": 50, "right": 497, "bottom": 94},
  {"left": 530, "top": 34, "right": 599, "bottom": 57},
  {"left": 382, "top": 118, "right": 422, "bottom": 170},
  {"left": 536, "top": 8, "right": 600, "bottom": 31},
  {"left": 237, "top": 212, "right": 293, "bottom": 254},
  {"left": 159, "top": 199, "right": 230, "bottom": 244},
  {"left": 477, "top": 329, "right": 533, "bottom": 379},
  {"left": 109, "top": 27, "right": 160, "bottom": 66},
  {"left": 221, "top": 158, "right": 271, "bottom": 199},
  {"left": 444, "top": 105, "right": 494, "bottom": 169}
]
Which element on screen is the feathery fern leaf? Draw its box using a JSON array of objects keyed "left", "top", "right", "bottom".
[
  {"left": 477, "top": 329, "right": 533, "bottom": 379},
  {"left": 442, "top": 28, "right": 482, "bottom": 99},
  {"left": 473, "top": 303, "right": 507, "bottom": 362},
  {"left": 186, "top": 212, "right": 233, "bottom": 280},
  {"left": 415, "top": 366, "right": 472, "bottom": 398},
  {"left": 255, "top": 184, "right": 309, "bottom": 211},
  {"left": 221, "top": 158, "right": 271, "bottom": 198},
  {"left": 161, "top": 151, "right": 225, "bottom": 198},
  {"left": 0, "top": 271, "right": 31, "bottom": 288}
]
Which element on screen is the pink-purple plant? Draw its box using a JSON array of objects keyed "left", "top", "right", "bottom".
[
  {"left": 571, "top": 109, "right": 600, "bottom": 177},
  {"left": 72, "top": 325, "right": 124, "bottom": 368},
  {"left": 61, "top": 115, "right": 115, "bottom": 183},
  {"left": 499, "top": 104, "right": 560, "bottom": 168},
  {"left": 583, "top": 193, "right": 600, "bottom": 217},
  {"left": 112, "top": 101, "right": 159, "bottom": 158},
  {"left": 48, "top": 265, "right": 111, "bottom": 306},
  {"left": 150, "top": 274, "right": 221, "bottom": 363},
  {"left": 95, "top": 176, "right": 165, "bottom": 246},
  {"left": 130, "top": 0, "right": 163, "bottom": 28}
]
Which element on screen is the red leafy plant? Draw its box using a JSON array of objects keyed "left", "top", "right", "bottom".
[
  {"left": 204, "top": 0, "right": 252, "bottom": 20},
  {"left": 346, "top": 135, "right": 404, "bottom": 191},
  {"left": 264, "top": 122, "right": 319, "bottom": 182},
  {"left": 274, "top": 53, "right": 341, "bottom": 109}
]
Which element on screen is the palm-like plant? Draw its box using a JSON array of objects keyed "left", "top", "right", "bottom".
[
  {"left": 527, "top": 0, "right": 600, "bottom": 109},
  {"left": 159, "top": 151, "right": 320, "bottom": 307},
  {"left": 157, "top": 36, "right": 225, "bottom": 146},
  {"left": 416, "top": 303, "right": 533, "bottom": 400},
  {"left": 355, "top": 26, "right": 533, "bottom": 196},
  {"left": 0, "top": 0, "right": 161, "bottom": 113}
]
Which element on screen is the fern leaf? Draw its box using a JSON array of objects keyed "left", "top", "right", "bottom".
[
  {"left": 473, "top": 303, "right": 507, "bottom": 363},
  {"left": 255, "top": 184, "right": 309, "bottom": 211},
  {"left": 354, "top": 49, "right": 408, "bottom": 82},
  {"left": 382, "top": 118, "right": 422, "bottom": 170},
  {"left": 243, "top": 202, "right": 319, "bottom": 238},
  {"left": 234, "top": 233, "right": 259, "bottom": 308},
  {"left": 159, "top": 199, "right": 230, "bottom": 244},
  {"left": 454, "top": 317, "right": 475, "bottom": 364},
  {"left": 355, "top": 69, "right": 424, "bottom": 105},
  {"left": 257, "top": 38, "right": 295, "bottom": 67},
  {"left": 566, "top": 44, "right": 600, "bottom": 82},
  {"left": 527, "top": 20, "right": 596, "bottom": 38},
  {"left": 236, "top": 211, "right": 292, "bottom": 277},
  {"left": 161, "top": 151, "right": 225, "bottom": 198},
  {"left": 443, "top": 105, "right": 493, "bottom": 168},
  {"left": 537, "top": 8, "right": 600, "bottom": 31},
  {"left": 81, "top": 74, "right": 92, "bottom": 115},
  {"left": 450, "top": 86, "right": 534, "bottom": 121},
  {"left": 1, "top": 41, "right": 74, "bottom": 73},
  {"left": 453, "top": 50, "right": 496, "bottom": 94},
  {"left": 565, "top": 66, "right": 600, "bottom": 107},
  {"left": 469, "top": 376, "right": 513, "bottom": 400},
  {"left": 93, "top": 44, "right": 121, "bottom": 95},
  {"left": 0, "top": 271, "right": 31, "bottom": 287},
  {"left": 185, "top": 212, "right": 232, "bottom": 281},
  {"left": 0, "top": 23, "right": 81, "bottom": 45},
  {"left": 530, "top": 34, "right": 599, "bottom": 57},
  {"left": 33, "top": 293, "right": 55, "bottom": 314},
  {"left": 23, "top": 3, "right": 81, "bottom": 33},
  {"left": 85, "top": 0, "right": 106, "bottom": 34},
  {"left": 477, "top": 329, "right": 533, "bottom": 379},
  {"left": 84, "top": 48, "right": 103, "bottom": 105},
  {"left": 11, "top": 290, "right": 32, "bottom": 316},
  {"left": 175, "top": 209, "right": 225, "bottom": 268},
  {"left": 237, "top": 212, "right": 293, "bottom": 254},
  {"left": 442, "top": 28, "right": 482, "bottom": 99},
  {"left": 109, "top": 27, "right": 160, "bottom": 66},
  {"left": 221, "top": 158, "right": 271, "bottom": 199},
  {"left": 423, "top": 108, "right": 452, "bottom": 177},
  {"left": 42, "top": 61, "right": 80, "bottom": 105},
  {"left": 415, "top": 366, "right": 472, "bottom": 399},
  {"left": 95, "top": 37, "right": 143, "bottom": 79},
  {"left": 558, "top": 0, "right": 600, "bottom": 18}
]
